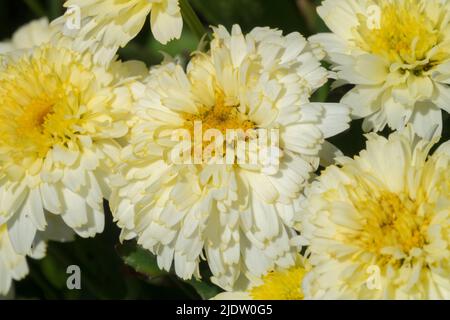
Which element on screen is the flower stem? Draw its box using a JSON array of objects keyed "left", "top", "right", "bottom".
[
  {"left": 179, "top": 0, "right": 210, "bottom": 41},
  {"left": 23, "top": 0, "right": 46, "bottom": 17}
]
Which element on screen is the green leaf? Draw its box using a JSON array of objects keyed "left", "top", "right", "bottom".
[
  {"left": 39, "top": 256, "right": 68, "bottom": 290},
  {"left": 149, "top": 29, "right": 199, "bottom": 60},
  {"left": 179, "top": 0, "right": 209, "bottom": 41},
  {"left": 117, "top": 242, "right": 167, "bottom": 278},
  {"left": 184, "top": 279, "right": 222, "bottom": 300},
  {"left": 117, "top": 241, "right": 222, "bottom": 300},
  {"left": 47, "top": 0, "right": 64, "bottom": 20}
]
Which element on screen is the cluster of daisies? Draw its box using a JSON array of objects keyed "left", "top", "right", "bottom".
[{"left": 0, "top": 0, "right": 448, "bottom": 300}]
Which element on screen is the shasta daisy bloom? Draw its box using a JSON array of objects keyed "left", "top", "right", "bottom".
[
  {"left": 0, "top": 18, "right": 55, "bottom": 53},
  {"left": 110, "top": 25, "right": 350, "bottom": 290},
  {"left": 213, "top": 257, "right": 308, "bottom": 300},
  {"left": 57, "top": 0, "right": 183, "bottom": 46},
  {"left": 0, "top": 39, "right": 145, "bottom": 255},
  {"left": 310, "top": 0, "right": 450, "bottom": 139},
  {"left": 297, "top": 128, "right": 450, "bottom": 299}
]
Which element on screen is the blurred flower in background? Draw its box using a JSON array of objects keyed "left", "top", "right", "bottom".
[{"left": 0, "top": 17, "right": 55, "bottom": 53}]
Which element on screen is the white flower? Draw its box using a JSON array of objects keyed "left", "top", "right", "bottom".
[
  {"left": 310, "top": 0, "right": 450, "bottom": 139},
  {"left": 0, "top": 37, "right": 146, "bottom": 255},
  {"left": 110, "top": 25, "right": 350, "bottom": 290},
  {"left": 56, "top": 0, "right": 183, "bottom": 46},
  {"left": 0, "top": 18, "right": 55, "bottom": 54},
  {"left": 297, "top": 127, "right": 450, "bottom": 299}
]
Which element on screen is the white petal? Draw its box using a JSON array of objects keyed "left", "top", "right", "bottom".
[
  {"left": 7, "top": 208, "right": 37, "bottom": 255},
  {"left": 150, "top": 4, "right": 183, "bottom": 45}
]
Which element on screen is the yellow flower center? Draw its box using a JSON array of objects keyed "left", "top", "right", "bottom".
[
  {"left": 351, "top": 190, "right": 429, "bottom": 260},
  {"left": 14, "top": 98, "right": 56, "bottom": 153},
  {"left": 249, "top": 266, "right": 305, "bottom": 300},
  {"left": 357, "top": 0, "right": 440, "bottom": 65},
  {"left": 179, "top": 90, "right": 257, "bottom": 163},
  {"left": 0, "top": 46, "right": 90, "bottom": 164},
  {"left": 184, "top": 90, "right": 255, "bottom": 135},
  {"left": 17, "top": 100, "right": 54, "bottom": 131}
]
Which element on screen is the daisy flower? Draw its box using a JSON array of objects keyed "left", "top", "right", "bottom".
[
  {"left": 57, "top": 0, "right": 183, "bottom": 46},
  {"left": 110, "top": 25, "right": 350, "bottom": 290},
  {"left": 0, "top": 18, "right": 55, "bottom": 53},
  {"left": 298, "top": 127, "right": 450, "bottom": 299},
  {"left": 212, "top": 257, "right": 308, "bottom": 300},
  {"left": 310, "top": 0, "right": 450, "bottom": 139},
  {"left": 0, "top": 37, "right": 145, "bottom": 255}
]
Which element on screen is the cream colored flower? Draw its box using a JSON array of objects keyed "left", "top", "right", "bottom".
[
  {"left": 110, "top": 25, "right": 350, "bottom": 290},
  {"left": 0, "top": 18, "right": 55, "bottom": 54},
  {"left": 57, "top": 0, "right": 183, "bottom": 47},
  {"left": 0, "top": 37, "right": 145, "bottom": 255},
  {"left": 310, "top": 0, "right": 450, "bottom": 139},
  {"left": 213, "top": 257, "right": 308, "bottom": 300},
  {"left": 297, "top": 128, "right": 450, "bottom": 299}
]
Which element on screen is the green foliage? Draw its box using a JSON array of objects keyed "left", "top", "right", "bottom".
[
  {"left": 117, "top": 241, "right": 222, "bottom": 300},
  {"left": 117, "top": 242, "right": 166, "bottom": 279}
]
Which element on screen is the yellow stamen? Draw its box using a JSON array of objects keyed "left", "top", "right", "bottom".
[
  {"left": 0, "top": 47, "right": 87, "bottom": 163},
  {"left": 184, "top": 90, "right": 255, "bottom": 135},
  {"left": 351, "top": 190, "right": 429, "bottom": 257},
  {"left": 249, "top": 266, "right": 306, "bottom": 300},
  {"left": 357, "top": 0, "right": 440, "bottom": 65}
]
